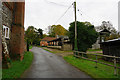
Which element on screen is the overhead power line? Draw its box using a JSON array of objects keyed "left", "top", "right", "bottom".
[
  {"left": 54, "top": 3, "right": 73, "bottom": 24},
  {"left": 44, "top": 0, "right": 68, "bottom": 7},
  {"left": 77, "top": 9, "right": 92, "bottom": 20},
  {"left": 77, "top": 8, "right": 99, "bottom": 24}
]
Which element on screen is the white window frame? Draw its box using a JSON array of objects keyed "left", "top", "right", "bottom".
[{"left": 3, "top": 25, "right": 10, "bottom": 39}]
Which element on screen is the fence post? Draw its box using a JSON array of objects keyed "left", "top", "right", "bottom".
[
  {"left": 74, "top": 51, "right": 75, "bottom": 56},
  {"left": 95, "top": 55, "right": 98, "bottom": 68},
  {"left": 74, "top": 51, "right": 77, "bottom": 57},
  {"left": 78, "top": 52, "right": 80, "bottom": 57},
  {"left": 114, "top": 56, "right": 117, "bottom": 75},
  {"left": 118, "top": 59, "right": 120, "bottom": 78},
  {"left": 82, "top": 52, "right": 83, "bottom": 58}
]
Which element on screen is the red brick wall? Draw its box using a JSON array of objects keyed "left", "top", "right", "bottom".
[
  {"left": 40, "top": 41, "right": 48, "bottom": 46},
  {"left": 0, "top": 33, "right": 2, "bottom": 62},
  {"left": 10, "top": 2, "right": 25, "bottom": 60}
]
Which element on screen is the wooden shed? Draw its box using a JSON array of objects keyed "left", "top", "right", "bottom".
[{"left": 100, "top": 38, "right": 120, "bottom": 61}]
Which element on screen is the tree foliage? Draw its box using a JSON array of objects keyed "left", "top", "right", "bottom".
[
  {"left": 25, "top": 26, "right": 35, "bottom": 45},
  {"left": 37, "top": 28, "right": 43, "bottom": 39},
  {"left": 95, "top": 21, "right": 117, "bottom": 34},
  {"left": 25, "top": 26, "right": 43, "bottom": 46},
  {"left": 95, "top": 21, "right": 119, "bottom": 41},
  {"left": 48, "top": 25, "right": 68, "bottom": 37},
  {"left": 43, "top": 34, "right": 48, "bottom": 38},
  {"left": 69, "top": 21, "right": 98, "bottom": 52},
  {"left": 105, "top": 33, "right": 120, "bottom": 40}
]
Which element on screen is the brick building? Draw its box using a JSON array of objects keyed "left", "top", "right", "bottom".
[
  {"left": 40, "top": 37, "right": 56, "bottom": 46},
  {"left": 0, "top": 1, "right": 25, "bottom": 60}
]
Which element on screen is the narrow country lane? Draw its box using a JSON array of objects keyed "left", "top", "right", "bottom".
[{"left": 22, "top": 47, "right": 92, "bottom": 78}]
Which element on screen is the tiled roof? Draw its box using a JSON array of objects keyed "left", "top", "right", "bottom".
[{"left": 41, "top": 37, "right": 56, "bottom": 41}]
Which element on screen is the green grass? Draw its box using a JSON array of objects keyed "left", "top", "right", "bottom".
[
  {"left": 85, "top": 53, "right": 120, "bottom": 67},
  {"left": 2, "top": 51, "right": 34, "bottom": 79},
  {"left": 29, "top": 45, "right": 33, "bottom": 49},
  {"left": 64, "top": 55, "right": 120, "bottom": 79},
  {"left": 41, "top": 47, "right": 73, "bottom": 54},
  {"left": 0, "top": 69, "right": 2, "bottom": 79},
  {"left": 36, "top": 45, "right": 42, "bottom": 48},
  {"left": 87, "top": 49, "right": 102, "bottom": 52}
]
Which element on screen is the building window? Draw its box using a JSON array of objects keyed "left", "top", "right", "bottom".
[{"left": 3, "top": 25, "right": 10, "bottom": 39}]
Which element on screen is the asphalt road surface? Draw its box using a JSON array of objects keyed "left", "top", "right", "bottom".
[{"left": 22, "top": 47, "right": 92, "bottom": 78}]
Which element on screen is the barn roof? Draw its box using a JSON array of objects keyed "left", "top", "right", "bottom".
[
  {"left": 41, "top": 37, "right": 56, "bottom": 41},
  {"left": 100, "top": 38, "right": 120, "bottom": 45}
]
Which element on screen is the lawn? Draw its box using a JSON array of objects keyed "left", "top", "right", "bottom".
[
  {"left": 64, "top": 55, "right": 120, "bottom": 79},
  {"left": 87, "top": 49, "right": 102, "bottom": 52},
  {"left": 29, "top": 45, "right": 33, "bottom": 49},
  {"left": 2, "top": 51, "right": 33, "bottom": 79}
]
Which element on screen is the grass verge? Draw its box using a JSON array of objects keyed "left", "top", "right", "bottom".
[
  {"left": 2, "top": 51, "right": 33, "bottom": 79},
  {"left": 41, "top": 47, "right": 73, "bottom": 54},
  {"left": 64, "top": 55, "right": 120, "bottom": 79},
  {"left": 87, "top": 49, "right": 102, "bottom": 52},
  {"left": 29, "top": 45, "right": 33, "bottom": 49}
]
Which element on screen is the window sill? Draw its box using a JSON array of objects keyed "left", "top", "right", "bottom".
[{"left": 5, "top": 38, "right": 10, "bottom": 40}]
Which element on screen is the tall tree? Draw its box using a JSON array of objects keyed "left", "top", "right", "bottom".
[
  {"left": 48, "top": 25, "right": 68, "bottom": 37},
  {"left": 25, "top": 26, "right": 43, "bottom": 46},
  {"left": 25, "top": 26, "right": 36, "bottom": 45},
  {"left": 69, "top": 21, "right": 98, "bottom": 52},
  {"left": 37, "top": 28, "right": 43, "bottom": 39},
  {"left": 95, "top": 21, "right": 117, "bottom": 34},
  {"left": 95, "top": 21, "right": 119, "bottom": 40},
  {"left": 43, "top": 34, "right": 48, "bottom": 38}
]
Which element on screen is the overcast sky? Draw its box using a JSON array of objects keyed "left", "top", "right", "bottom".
[{"left": 25, "top": 0, "right": 119, "bottom": 34}]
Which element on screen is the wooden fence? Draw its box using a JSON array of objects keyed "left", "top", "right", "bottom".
[{"left": 74, "top": 51, "right": 120, "bottom": 75}]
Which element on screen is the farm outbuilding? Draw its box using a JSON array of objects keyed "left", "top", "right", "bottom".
[
  {"left": 100, "top": 38, "right": 120, "bottom": 61},
  {"left": 48, "top": 36, "right": 72, "bottom": 51}
]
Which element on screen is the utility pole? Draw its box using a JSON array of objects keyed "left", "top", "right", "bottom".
[{"left": 74, "top": 1, "right": 78, "bottom": 51}]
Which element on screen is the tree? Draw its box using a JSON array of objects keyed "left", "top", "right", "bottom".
[
  {"left": 37, "top": 28, "right": 43, "bottom": 39},
  {"left": 95, "top": 21, "right": 117, "bottom": 34},
  {"left": 25, "top": 26, "right": 36, "bottom": 45},
  {"left": 33, "top": 28, "right": 43, "bottom": 45},
  {"left": 43, "top": 34, "right": 48, "bottom": 38},
  {"left": 48, "top": 25, "right": 68, "bottom": 37},
  {"left": 95, "top": 21, "right": 119, "bottom": 41},
  {"left": 25, "top": 26, "right": 43, "bottom": 46},
  {"left": 105, "top": 33, "right": 120, "bottom": 40},
  {"left": 69, "top": 21, "right": 98, "bottom": 52}
]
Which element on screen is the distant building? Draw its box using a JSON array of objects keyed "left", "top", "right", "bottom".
[
  {"left": 40, "top": 37, "right": 56, "bottom": 46},
  {"left": 48, "top": 36, "right": 72, "bottom": 51},
  {"left": 92, "top": 27, "right": 111, "bottom": 49},
  {"left": 92, "top": 37, "right": 101, "bottom": 49}
]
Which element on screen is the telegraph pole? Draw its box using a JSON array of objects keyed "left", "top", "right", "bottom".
[{"left": 74, "top": 1, "right": 78, "bottom": 51}]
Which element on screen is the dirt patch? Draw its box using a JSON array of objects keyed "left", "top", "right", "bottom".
[
  {"left": 42, "top": 47, "right": 103, "bottom": 57},
  {"left": 87, "top": 51, "right": 103, "bottom": 54},
  {"left": 42, "top": 47, "right": 73, "bottom": 57}
]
